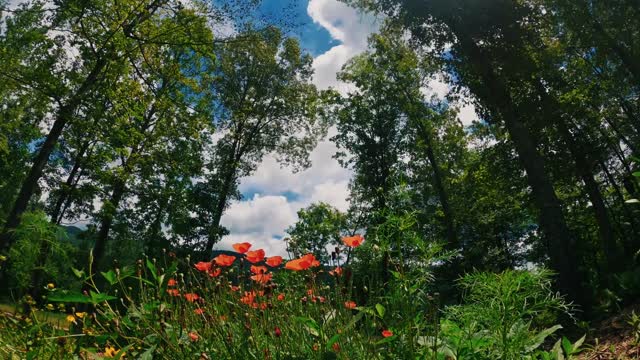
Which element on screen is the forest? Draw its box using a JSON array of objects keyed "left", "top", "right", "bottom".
[{"left": 0, "top": 0, "right": 639, "bottom": 358}]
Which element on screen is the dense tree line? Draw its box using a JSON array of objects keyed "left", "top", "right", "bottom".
[{"left": 1, "top": 0, "right": 639, "bottom": 318}]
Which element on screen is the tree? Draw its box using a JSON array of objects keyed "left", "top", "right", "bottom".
[{"left": 286, "top": 203, "right": 348, "bottom": 263}]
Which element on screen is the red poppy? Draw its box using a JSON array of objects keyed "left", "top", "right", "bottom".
[
  {"left": 194, "top": 261, "right": 212, "bottom": 272},
  {"left": 342, "top": 234, "right": 364, "bottom": 248},
  {"left": 214, "top": 254, "right": 236, "bottom": 267},
  {"left": 274, "top": 327, "right": 282, "bottom": 337},
  {"left": 167, "top": 289, "right": 180, "bottom": 297},
  {"left": 344, "top": 301, "right": 356, "bottom": 309},
  {"left": 194, "top": 308, "right": 205, "bottom": 315},
  {"left": 184, "top": 293, "right": 199, "bottom": 302},
  {"left": 285, "top": 258, "right": 309, "bottom": 271},
  {"left": 245, "top": 249, "right": 265, "bottom": 263},
  {"left": 208, "top": 268, "right": 222, "bottom": 277},
  {"left": 240, "top": 291, "right": 257, "bottom": 305},
  {"left": 232, "top": 242, "right": 252, "bottom": 254},
  {"left": 382, "top": 329, "right": 393, "bottom": 338},
  {"left": 167, "top": 278, "right": 177, "bottom": 286},
  {"left": 265, "top": 256, "right": 283, "bottom": 267},
  {"left": 230, "top": 285, "right": 240, "bottom": 292},
  {"left": 302, "top": 253, "right": 320, "bottom": 267},
  {"left": 329, "top": 267, "right": 343, "bottom": 276},
  {"left": 250, "top": 265, "right": 268, "bottom": 274},
  {"left": 332, "top": 343, "right": 341, "bottom": 352},
  {"left": 277, "top": 293, "right": 285, "bottom": 301},
  {"left": 189, "top": 331, "right": 199, "bottom": 342},
  {"left": 250, "top": 273, "right": 273, "bottom": 284}
]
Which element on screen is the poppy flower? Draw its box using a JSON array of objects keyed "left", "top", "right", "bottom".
[
  {"left": 250, "top": 273, "right": 273, "bottom": 284},
  {"left": 250, "top": 265, "right": 268, "bottom": 274},
  {"left": 277, "top": 293, "right": 285, "bottom": 301},
  {"left": 285, "top": 258, "right": 310, "bottom": 271},
  {"left": 240, "top": 291, "right": 257, "bottom": 305},
  {"left": 208, "top": 268, "right": 222, "bottom": 277},
  {"left": 245, "top": 249, "right": 265, "bottom": 263},
  {"left": 189, "top": 331, "right": 199, "bottom": 342},
  {"left": 342, "top": 234, "right": 364, "bottom": 248},
  {"left": 184, "top": 293, "right": 199, "bottom": 302},
  {"left": 194, "top": 261, "right": 212, "bottom": 272},
  {"left": 302, "top": 253, "right": 320, "bottom": 267},
  {"left": 382, "top": 329, "right": 393, "bottom": 338},
  {"left": 332, "top": 343, "right": 341, "bottom": 352},
  {"left": 232, "top": 242, "right": 252, "bottom": 254},
  {"left": 344, "top": 300, "right": 356, "bottom": 309},
  {"left": 194, "top": 308, "right": 205, "bottom": 315},
  {"left": 167, "top": 289, "right": 180, "bottom": 297},
  {"left": 167, "top": 278, "right": 177, "bottom": 286},
  {"left": 214, "top": 254, "right": 236, "bottom": 267},
  {"left": 265, "top": 256, "right": 283, "bottom": 267},
  {"left": 274, "top": 327, "right": 282, "bottom": 337},
  {"left": 329, "top": 267, "right": 343, "bottom": 276},
  {"left": 230, "top": 285, "right": 240, "bottom": 292}
]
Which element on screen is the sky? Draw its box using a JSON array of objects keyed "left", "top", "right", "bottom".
[{"left": 214, "top": 0, "right": 478, "bottom": 258}]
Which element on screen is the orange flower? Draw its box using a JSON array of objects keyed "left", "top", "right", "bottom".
[
  {"left": 184, "top": 293, "right": 199, "bottom": 302},
  {"left": 240, "top": 291, "right": 257, "bottom": 305},
  {"left": 250, "top": 265, "right": 268, "bottom": 274},
  {"left": 194, "top": 308, "right": 205, "bottom": 315},
  {"left": 230, "top": 285, "right": 240, "bottom": 292},
  {"left": 342, "top": 234, "right": 364, "bottom": 248},
  {"left": 344, "top": 301, "right": 356, "bottom": 309},
  {"left": 245, "top": 249, "right": 265, "bottom": 263},
  {"left": 214, "top": 254, "right": 236, "bottom": 267},
  {"left": 306, "top": 289, "right": 314, "bottom": 296},
  {"left": 285, "top": 258, "right": 309, "bottom": 271},
  {"left": 208, "top": 268, "right": 222, "bottom": 277},
  {"left": 194, "top": 261, "right": 212, "bottom": 272},
  {"left": 302, "top": 253, "right": 320, "bottom": 267},
  {"left": 167, "top": 289, "right": 180, "bottom": 297},
  {"left": 265, "top": 256, "right": 283, "bottom": 267},
  {"left": 277, "top": 293, "right": 285, "bottom": 301},
  {"left": 189, "top": 331, "right": 199, "bottom": 342},
  {"left": 232, "top": 242, "right": 252, "bottom": 254},
  {"left": 382, "top": 329, "right": 393, "bottom": 338},
  {"left": 250, "top": 273, "right": 273, "bottom": 284},
  {"left": 167, "top": 278, "right": 177, "bottom": 286},
  {"left": 329, "top": 266, "right": 343, "bottom": 276}
]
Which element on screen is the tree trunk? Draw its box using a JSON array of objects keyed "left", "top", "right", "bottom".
[
  {"left": 49, "top": 141, "right": 92, "bottom": 223},
  {"left": 418, "top": 122, "right": 458, "bottom": 250},
  {"left": 1, "top": 57, "right": 107, "bottom": 252},
  {"left": 203, "top": 167, "right": 236, "bottom": 257},
  {"left": 453, "top": 29, "right": 586, "bottom": 307},
  {"left": 92, "top": 179, "right": 127, "bottom": 267}
]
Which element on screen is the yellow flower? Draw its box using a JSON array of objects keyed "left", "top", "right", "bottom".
[
  {"left": 46, "top": 303, "right": 54, "bottom": 311},
  {"left": 0, "top": 254, "right": 7, "bottom": 261},
  {"left": 66, "top": 314, "right": 75, "bottom": 323},
  {"left": 104, "top": 346, "right": 121, "bottom": 358},
  {"left": 75, "top": 312, "right": 86, "bottom": 319},
  {"left": 46, "top": 283, "right": 55, "bottom": 290}
]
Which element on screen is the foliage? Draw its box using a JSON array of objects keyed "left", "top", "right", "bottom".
[{"left": 286, "top": 203, "right": 348, "bottom": 262}]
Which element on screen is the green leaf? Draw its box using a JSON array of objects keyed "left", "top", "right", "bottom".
[
  {"left": 326, "top": 334, "right": 340, "bottom": 349},
  {"left": 139, "top": 345, "right": 156, "bottom": 360},
  {"left": 625, "top": 198, "right": 640, "bottom": 204},
  {"left": 101, "top": 270, "right": 117, "bottom": 285},
  {"left": 294, "top": 316, "right": 320, "bottom": 337},
  {"left": 525, "top": 325, "right": 562, "bottom": 352},
  {"left": 632, "top": 171, "right": 640, "bottom": 178},
  {"left": 375, "top": 303, "right": 385, "bottom": 318},
  {"left": 146, "top": 259, "right": 158, "bottom": 283},
  {"left": 71, "top": 267, "right": 85, "bottom": 279},
  {"left": 89, "top": 290, "right": 117, "bottom": 304},
  {"left": 375, "top": 335, "right": 396, "bottom": 345},
  {"left": 48, "top": 292, "right": 92, "bottom": 303}
]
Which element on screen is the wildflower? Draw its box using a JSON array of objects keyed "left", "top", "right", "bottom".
[
  {"left": 342, "top": 234, "right": 364, "bottom": 248},
  {"left": 285, "top": 253, "right": 318, "bottom": 271},
  {"left": 66, "top": 314, "right": 76, "bottom": 323},
  {"left": 303, "top": 253, "right": 320, "bottom": 267},
  {"left": 274, "top": 326, "right": 282, "bottom": 337},
  {"left": 214, "top": 254, "right": 236, "bottom": 267},
  {"left": 332, "top": 343, "right": 341, "bottom": 352},
  {"left": 195, "top": 261, "right": 212, "bottom": 272},
  {"left": 250, "top": 273, "right": 272, "bottom": 284},
  {"left": 104, "top": 346, "right": 118, "bottom": 358},
  {"left": 382, "top": 329, "right": 393, "bottom": 338},
  {"left": 245, "top": 249, "right": 265, "bottom": 263},
  {"left": 344, "top": 301, "right": 356, "bottom": 309},
  {"left": 167, "top": 289, "right": 180, "bottom": 297},
  {"left": 46, "top": 303, "right": 54, "bottom": 311},
  {"left": 167, "top": 278, "right": 177, "bottom": 287},
  {"left": 75, "top": 312, "right": 86, "bottom": 319},
  {"left": 313, "top": 343, "right": 320, "bottom": 351},
  {"left": 307, "top": 289, "right": 314, "bottom": 296},
  {"left": 194, "top": 308, "right": 205, "bottom": 315},
  {"left": 232, "top": 242, "right": 252, "bottom": 254},
  {"left": 47, "top": 283, "right": 55, "bottom": 290},
  {"left": 277, "top": 293, "right": 285, "bottom": 301},
  {"left": 240, "top": 291, "right": 257, "bottom": 305},
  {"left": 230, "top": 285, "right": 240, "bottom": 292},
  {"left": 265, "top": 256, "right": 283, "bottom": 267},
  {"left": 189, "top": 331, "right": 199, "bottom": 342},
  {"left": 208, "top": 268, "right": 222, "bottom": 277},
  {"left": 317, "top": 296, "right": 326, "bottom": 303},
  {"left": 250, "top": 265, "right": 268, "bottom": 274},
  {"left": 329, "top": 266, "right": 343, "bottom": 276},
  {"left": 184, "top": 293, "right": 199, "bottom": 302}
]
